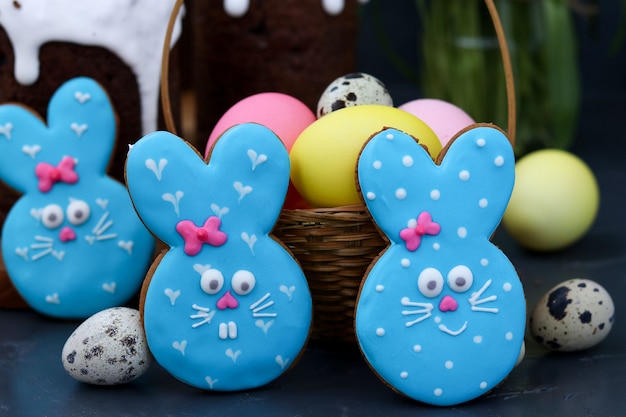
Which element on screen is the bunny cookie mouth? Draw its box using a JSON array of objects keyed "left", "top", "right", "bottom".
[{"left": 437, "top": 321, "right": 468, "bottom": 336}]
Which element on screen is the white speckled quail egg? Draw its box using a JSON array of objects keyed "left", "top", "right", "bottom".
[
  {"left": 530, "top": 279, "right": 614, "bottom": 352},
  {"left": 317, "top": 72, "right": 393, "bottom": 117},
  {"left": 62, "top": 307, "right": 152, "bottom": 385}
]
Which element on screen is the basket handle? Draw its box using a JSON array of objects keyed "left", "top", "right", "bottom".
[
  {"left": 160, "top": 0, "right": 185, "bottom": 137},
  {"left": 485, "top": 0, "right": 516, "bottom": 146},
  {"left": 159, "top": 0, "right": 516, "bottom": 146}
]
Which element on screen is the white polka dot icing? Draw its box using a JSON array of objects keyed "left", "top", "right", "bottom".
[
  {"left": 355, "top": 125, "right": 525, "bottom": 406},
  {"left": 0, "top": 77, "right": 154, "bottom": 318},
  {"left": 126, "top": 123, "right": 312, "bottom": 391}
]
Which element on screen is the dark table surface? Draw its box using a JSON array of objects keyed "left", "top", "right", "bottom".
[{"left": 3, "top": 3, "right": 626, "bottom": 416}]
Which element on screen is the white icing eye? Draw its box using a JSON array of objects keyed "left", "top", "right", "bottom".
[
  {"left": 447, "top": 265, "right": 474, "bottom": 293},
  {"left": 231, "top": 270, "right": 256, "bottom": 296},
  {"left": 41, "top": 204, "right": 64, "bottom": 229},
  {"left": 417, "top": 268, "right": 444, "bottom": 298},
  {"left": 66, "top": 199, "right": 91, "bottom": 226},
  {"left": 200, "top": 269, "right": 224, "bottom": 295}
]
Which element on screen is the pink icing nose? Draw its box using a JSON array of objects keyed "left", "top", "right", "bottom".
[
  {"left": 439, "top": 295, "right": 458, "bottom": 312},
  {"left": 59, "top": 226, "right": 77, "bottom": 243},
  {"left": 216, "top": 290, "right": 239, "bottom": 310}
]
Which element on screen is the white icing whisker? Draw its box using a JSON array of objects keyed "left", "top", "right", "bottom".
[
  {"left": 30, "top": 243, "right": 53, "bottom": 249},
  {"left": 249, "top": 293, "right": 271, "bottom": 310},
  {"left": 190, "top": 304, "right": 216, "bottom": 328},
  {"left": 472, "top": 295, "right": 498, "bottom": 305},
  {"left": 95, "top": 233, "right": 117, "bottom": 241},
  {"left": 95, "top": 220, "right": 114, "bottom": 235},
  {"left": 91, "top": 212, "right": 110, "bottom": 235},
  {"left": 31, "top": 248, "right": 53, "bottom": 261},
  {"left": 401, "top": 297, "right": 434, "bottom": 327},
  {"left": 252, "top": 300, "right": 274, "bottom": 313},
  {"left": 249, "top": 293, "right": 278, "bottom": 318},
  {"left": 469, "top": 279, "right": 499, "bottom": 313}
]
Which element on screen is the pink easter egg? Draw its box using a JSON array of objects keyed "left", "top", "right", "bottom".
[
  {"left": 206, "top": 92, "right": 315, "bottom": 209},
  {"left": 206, "top": 92, "right": 316, "bottom": 154},
  {"left": 398, "top": 98, "right": 475, "bottom": 148}
]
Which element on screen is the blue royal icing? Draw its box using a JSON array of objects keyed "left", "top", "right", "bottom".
[
  {"left": 355, "top": 125, "right": 526, "bottom": 406},
  {"left": 0, "top": 77, "right": 154, "bottom": 318},
  {"left": 126, "top": 124, "right": 312, "bottom": 391}
]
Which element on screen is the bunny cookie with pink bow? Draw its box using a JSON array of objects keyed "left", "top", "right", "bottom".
[{"left": 0, "top": 77, "right": 154, "bottom": 319}]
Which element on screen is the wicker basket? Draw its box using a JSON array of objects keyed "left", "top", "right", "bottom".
[
  {"left": 272, "top": 206, "right": 386, "bottom": 343},
  {"left": 161, "top": 0, "right": 516, "bottom": 344}
]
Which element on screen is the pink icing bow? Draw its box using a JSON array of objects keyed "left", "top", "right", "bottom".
[
  {"left": 35, "top": 156, "right": 79, "bottom": 193},
  {"left": 400, "top": 211, "right": 441, "bottom": 251},
  {"left": 176, "top": 216, "right": 228, "bottom": 256}
]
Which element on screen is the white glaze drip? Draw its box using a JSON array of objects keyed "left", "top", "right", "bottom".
[{"left": 0, "top": 0, "right": 184, "bottom": 135}]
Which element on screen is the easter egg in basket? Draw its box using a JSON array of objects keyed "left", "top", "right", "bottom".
[
  {"left": 399, "top": 98, "right": 475, "bottom": 148},
  {"left": 290, "top": 105, "right": 441, "bottom": 208},
  {"left": 206, "top": 92, "right": 316, "bottom": 209}
]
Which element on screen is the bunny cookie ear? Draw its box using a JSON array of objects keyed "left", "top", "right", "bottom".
[
  {"left": 126, "top": 123, "right": 291, "bottom": 249},
  {"left": 0, "top": 106, "right": 48, "bottom": 194},
  {"left": 0, "top": 77, "right": 116, "bottom": 195},
  {"left": 435, "top": 124, "right": 515, "bottom": 236},
  {"left": 46, "top": 77, "right": 117, "bottom": 172},
  {"left": 358, "top": 124, "right": 515, "bottom": 245}
]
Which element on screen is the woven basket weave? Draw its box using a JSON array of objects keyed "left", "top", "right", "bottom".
[
  {"left": 272, "top": 206, "right": 386, "bottom": 343},
  {"left": 161, "top": 0, "right": 516, "bottom": 344}
]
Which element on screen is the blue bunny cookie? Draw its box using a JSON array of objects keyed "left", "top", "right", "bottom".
[
  {"left": 0, "top": 77, "right": 154, "bottom": 319},
  {"left": 355, "top": 125, "right": 526, "bottom": 406},
  {"left": 125, "top": 124, "right": 312, "bottom": 391}
]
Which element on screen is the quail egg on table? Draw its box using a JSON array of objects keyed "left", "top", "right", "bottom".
[
  {"left": 62, "top": 307, "right": 152, "bottom": 385},
  {"left": 530, "top": 279, "right": 614, "bottom": 352}
]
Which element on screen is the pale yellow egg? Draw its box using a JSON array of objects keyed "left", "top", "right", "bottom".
[
  {"left": 503, "top": 149, "right": 599, "bottom": 251},
  {"left": 290, "top": 105, "right": 441, "bottom": 207}
]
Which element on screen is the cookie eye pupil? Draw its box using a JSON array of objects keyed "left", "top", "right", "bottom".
[
  {"left": 66, "top": 199, "right": 91, "bottom": 226},
  {"left": 201, "top": 269, "right": 224, "bottom": 295},
  {"left": 447, "top": 265, "right": 474, "bottom": 293},
  {"left": 41, "top": 204, "right": 64, "bottom": 229},
  {"left": 417, "top": 268, "right": 443, "bottom": 298},
  {"left": 231, "top": 270, "right": 256, "bottom": 296}
]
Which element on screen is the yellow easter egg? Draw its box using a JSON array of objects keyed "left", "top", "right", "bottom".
[
  {"left": 290, "top": 105, "right": 441, "bottom": 207},
  {"left": 503, "top": 149, "right": 599, "bottom": 251}
]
